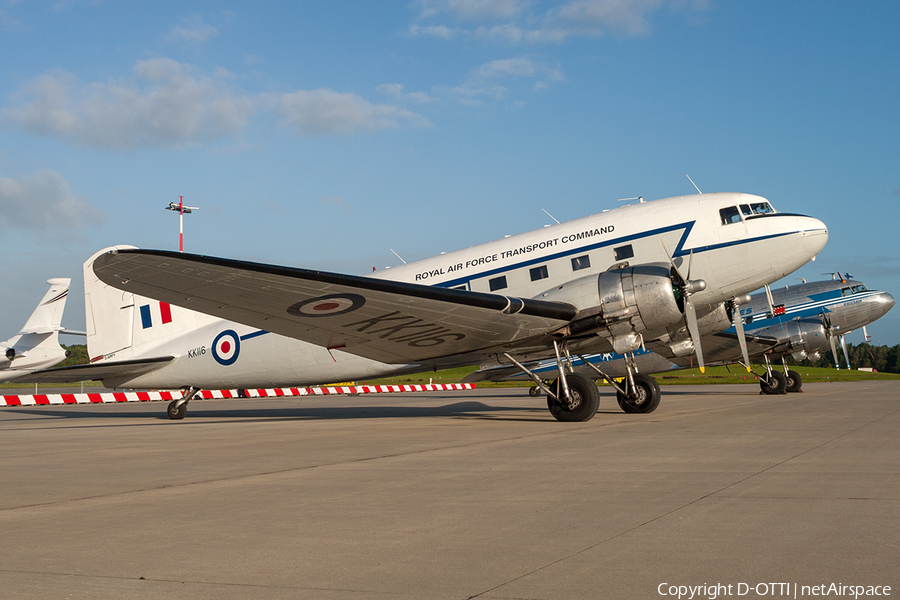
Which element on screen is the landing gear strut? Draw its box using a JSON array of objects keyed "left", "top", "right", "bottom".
[
  {"left": 782, "top": 358, "right": 803, "bottom": 393},
  {"left": 167, "top": 387, "right": 200, "bottom": 420},
  {"left": 503, "top": 340, "right": 600, "bottom": 422},
  {"left": 757, "top": 356, "right": 787, "bottom": 395},
  {"left": 575, "top": 351, "right": 662, "bottom": 414}
]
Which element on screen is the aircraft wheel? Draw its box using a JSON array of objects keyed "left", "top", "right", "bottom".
[
  {"left": 529, "top": 385, "right": 541, "bottom": 397},
  {"left": 784, "top": 370, "right": 803, "bottom": 393},
  {"left": 167, "top": 400, "right": 187, "bottom": 420},
  {"left": 547, "top": 373, "right": 600, "bottom": 422},
  {"left": 759, "top": 371, "right": 787, "bottom": 395},
  {"left": 617, "top": 374, "right": 661, "bottom": 414}
]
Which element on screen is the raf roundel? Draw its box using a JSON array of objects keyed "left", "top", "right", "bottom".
[
  {"left": 288, "top": 293, "right": 366, "bottom": 318},
  {"left": 212, "top": 330, "right": 241, "bottom": 366}
]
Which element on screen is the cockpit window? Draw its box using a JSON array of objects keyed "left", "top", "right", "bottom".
[
  {"left": 842, "top": 284, "right": 868, "bottom": 296},
  {"left": 749, "top": 202, "right": 775, "bottom": 215},
  {"left": 740, "top": 204, "right": 753, "bottom": 216},
  {"left": 719, "top": 206, "right": 742, "bottom": 225}
]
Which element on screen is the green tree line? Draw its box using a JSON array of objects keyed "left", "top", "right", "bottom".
[{"left": 791, "top": 343, "right": 900, "bottom": 373}]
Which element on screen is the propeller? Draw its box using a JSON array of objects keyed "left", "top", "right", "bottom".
[
  {"left": 729, "top": 294, "right": 752, "bottom": 372},
  {"left": 821, "top": 311, "right": 841, "bottom": 369},
  {"left": 840, "top": 333, "right": 851, "bottom": 370},
  {"left": 662, "top": 241, "right": 707, "bottom": 372}
]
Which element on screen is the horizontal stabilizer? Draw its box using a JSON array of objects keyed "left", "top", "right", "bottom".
[{"left": 7, "top": 356, "right": 173, "bottom": 385}]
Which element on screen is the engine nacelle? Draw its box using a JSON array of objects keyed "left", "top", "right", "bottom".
[
  {"left": 786, "top": 319, "right": 828, "bottom": 359},
  {"left": 538, "top": 263, "right": 684, "bottom": 354}
]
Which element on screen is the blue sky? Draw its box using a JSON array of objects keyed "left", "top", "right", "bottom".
[{"left": 2, "top": 1, "right": 898, "bottom": 347}]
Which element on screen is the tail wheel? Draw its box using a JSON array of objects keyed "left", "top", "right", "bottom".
[
  {"left": 167, "top": 400, "right": 187, "bottom": 420},
  {"left": 617, "top": 374, "right": 661, "bottom": 414},
  {"left": 529, "top": 385, "right": 542, "bottom": 397},
  {"left": 760, "top": 370, "right": 787, "bottom": 395},
  {"left": 784, "top": 370, "right": 802, "bottom": 393},
  {"left": 547, "top": 373, "right": 600, "bottom": 422}
]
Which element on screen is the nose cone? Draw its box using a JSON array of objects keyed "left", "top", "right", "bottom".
[
  {"left": 874, "top": 291, "right": 895, "bottom": 318},
  {"left": 798, "top": 215, "right": 829, "bottom": 260}
]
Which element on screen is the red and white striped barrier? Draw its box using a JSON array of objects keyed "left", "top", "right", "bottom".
[{"left": 1, "top": 383, "right": 475, "bottom": 407}]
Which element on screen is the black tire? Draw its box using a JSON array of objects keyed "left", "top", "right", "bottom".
[
  {"left": 167, "top": 400, "right": 187, "bottom": 420},
  {"left": 547, "top": 373, "right": 600, "bottom": 422},
  {"left": 529, "top": 385, "right": 541, "bottom": 397},
  {"left": 759, "top": 370, "right": 787, "bottom": 395},
  {"left": 784, "top": 370, "right": 802, "bottom": 393},
  {"left": 616, "top": 374, "right": 661, "bottom": 414}
]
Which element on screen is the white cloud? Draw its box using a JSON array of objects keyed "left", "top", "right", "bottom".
[
  {"left": 275, "top": 89, "right": 430, "bottom": 135},
  {"left": 411, "top": 0, "right": 711, "bottom": 42},
  {"left": 1, "top": 59, "right": 256, "bottom": 149},
  {"left": 2, "top": 59, "right": 431, "bottom": 147},
  {"left": 0, "top": 170, "right": 105, "bottom": 232},
  {"left": 447, "top": 57, "right": 563, "bottom": 104},
  {"left": 376, "top": 83, "right": 437, "bottom": 104},
  {"left": 163, "top": 15, "right": 219, "bottom": 44},
  {"left": 415, "top": 0, "right": 529, "bottom": 22}
]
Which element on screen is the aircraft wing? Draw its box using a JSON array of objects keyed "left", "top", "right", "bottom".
[
  {"left": 657, "top": 331, "right": 781, "bottom": 368},
  {"left": 6, "top": 357, "right": 174, "bottom": 384},
  {"left": 92, "top": 249, "right": 578, "bottom": 365}
]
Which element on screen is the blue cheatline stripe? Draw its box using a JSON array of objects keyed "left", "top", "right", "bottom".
[
  {"left": 240, "top": 330, "right": 269, "bottom": 341},
  {"left": 434, "top": 221, "right": 696, "bottom": 289},
  {"left": 139, "top": 305, "right": 152, "bottom": 329}
]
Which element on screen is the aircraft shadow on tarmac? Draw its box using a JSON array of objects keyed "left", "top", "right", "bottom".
[
  {"left": 8, "top": 398, "right": 570, "bottom": 423},
  {"left": 4, "top": 387, "right": 769, "bottom": 423}
]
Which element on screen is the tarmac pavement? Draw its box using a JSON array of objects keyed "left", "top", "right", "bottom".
[{"left": 1, "top": 381, "right": 897, "bottom": 599}]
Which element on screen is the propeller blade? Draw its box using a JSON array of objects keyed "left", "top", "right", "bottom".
[
  {"left": 732, "top": 304, "right": 751, "bottom": 372},
  {"left": 840, "top": 334, "right": 851, "bottom": 370},
  {"left": 684, "top": 297, "right": 704, "bottom": 373},
  {"left": 828, "top": 333, "right": 840, "bottom": 369}
]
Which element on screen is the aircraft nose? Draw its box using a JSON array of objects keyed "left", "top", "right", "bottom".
[
  {"left": 876, "top": 291, "right": 895, "bottom": 316},
  {"left": 797, "top": 215, "right": 828, "bottom": 260}
]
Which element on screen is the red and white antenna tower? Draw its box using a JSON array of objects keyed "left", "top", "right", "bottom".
[{"left": 165, "top": 196, "right": 199, "bottom": 252}]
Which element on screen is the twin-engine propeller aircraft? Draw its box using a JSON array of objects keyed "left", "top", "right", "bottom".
[
  {"left": 1, "top": 279, "right": 80, "bottom": 382},
  {"left": 687, "top": 276, "right": 895, "bottom": 392},
  {"left": 464, "top": 277, "right": 894, "bottom": 402},
  {"left": 12, "top": 192, "right": 828, "bottom": 421}
]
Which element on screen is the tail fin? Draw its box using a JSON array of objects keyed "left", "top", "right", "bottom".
[
  {"left": 84, "top": 246, "right": 220, "bottom": 362},
  {"left": 1, "top": 279, "right": 72, "bottom": 375},
  {"left": 20, "top": 278, "right": 70, "bottom": 334}
]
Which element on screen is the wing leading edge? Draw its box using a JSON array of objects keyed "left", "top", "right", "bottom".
[{"left": 92, "top": 249, "right": 578, "bottom": 365}]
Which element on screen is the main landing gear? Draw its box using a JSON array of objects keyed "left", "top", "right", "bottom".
[
  {"left": 507, "top": 341, "right": 663, "bottom": 420},
  {"left": 749, "top": 356, "right": 802, "bottom": 395},
  {"left": 504, "top": 341, "right": 600, "bottom": 422},
  {"left": 167, "top": 386, "right": 200, "bottom": 420}
]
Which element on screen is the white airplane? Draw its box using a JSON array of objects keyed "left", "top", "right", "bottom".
[
  {"left": 1, "top": 278, "right": 77, "bottom": 382},
  {"left": 13, "top": 192, "right": 828, "bottom": 421}
]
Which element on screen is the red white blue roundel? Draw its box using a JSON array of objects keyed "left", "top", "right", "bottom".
[
  {"left": 288, "top": 293, "right": 366, "bottom": 318},
  {"left": 212, "top": 330, "right": 240, "bottom": 366}
]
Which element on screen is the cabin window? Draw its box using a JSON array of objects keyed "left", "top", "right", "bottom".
[
  {"left": 489, "top": 276, "right": 507, "bottom": 292},
  {"left": 719, "top": 206, "right": 742, "bottom": 225},
  {"left": 571, "top": 255, "right": 591, "bottom": 271},
  {"left": 614, "top": 244, "right": 634, "bottom": 261},
  {"left": 452, "top": 285, "right": 468, "bottom": 291},
  {"left": 530, "top": 265, "right": 549, "bottom": 281}
]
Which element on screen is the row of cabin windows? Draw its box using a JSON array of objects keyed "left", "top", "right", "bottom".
[{"left": 485, "top": 244, "right": 634, "bottom": 291}]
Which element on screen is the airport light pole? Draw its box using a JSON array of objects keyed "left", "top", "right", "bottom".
[{"left": 165, "top": 196, "right": 199, "bottom": 252}]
